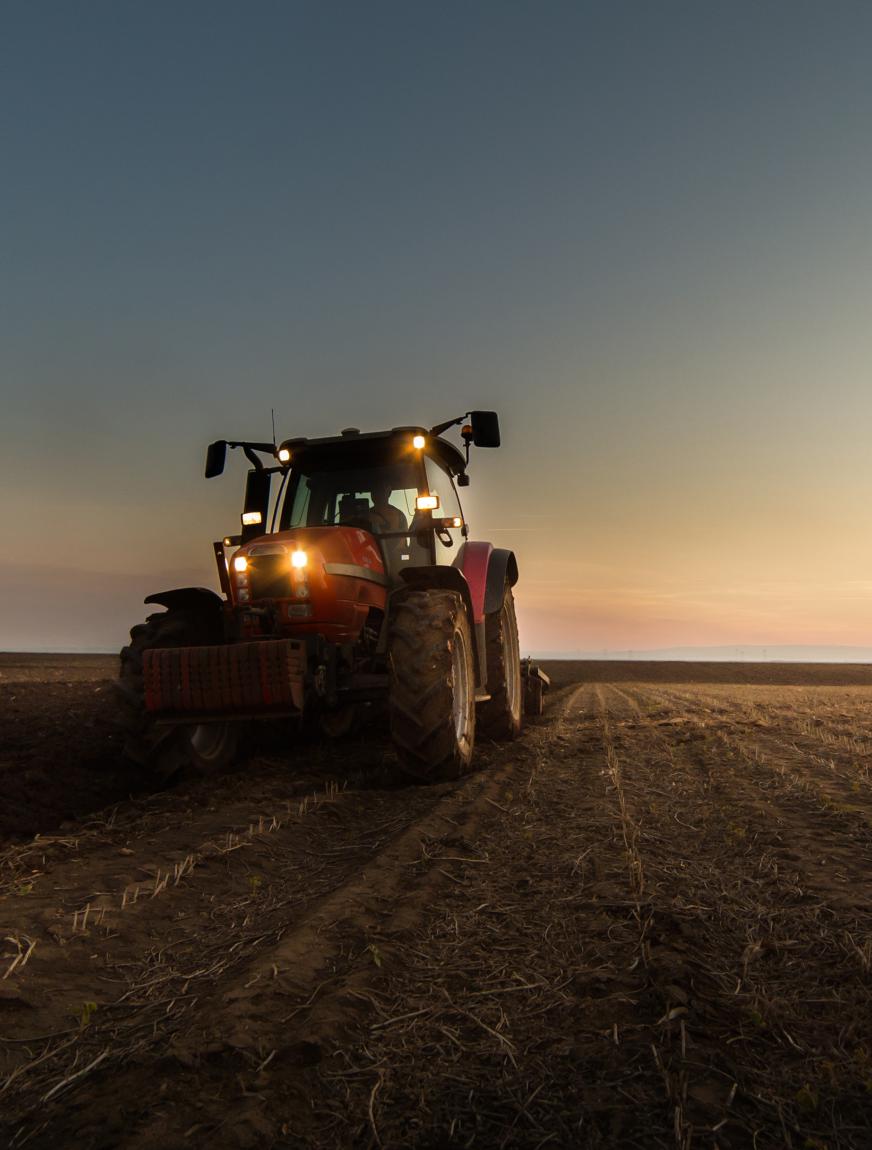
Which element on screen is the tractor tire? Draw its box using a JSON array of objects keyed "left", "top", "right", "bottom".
[
  {"left": 477, "top": 584, "right": 523, "bottom": 740},
  {"left": 117, "top": 609, "right": 240, "bottom": 780},
  {"left": 388, "top": 589, "right": 475, "bottom": 782}
]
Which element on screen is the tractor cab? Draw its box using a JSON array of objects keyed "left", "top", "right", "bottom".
[
  {"left": 204, "top": 419, "right": 504, "bottom": 652},
  {"left": 275, "top": 427, "right": 468, "bottom": 582}
]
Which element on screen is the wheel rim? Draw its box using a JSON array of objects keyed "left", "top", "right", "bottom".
[
  {"left": 320, "top": 705, "right": 357, "bottom": 739},
  {"left": 187, "top": 723, "right": 233, "bottom": 763},
  {"left": 452, "top": 627, "right": 471, "bottom": 749},
  {"left": 503, "top": 601, "right": 522, "bottom": 721}
]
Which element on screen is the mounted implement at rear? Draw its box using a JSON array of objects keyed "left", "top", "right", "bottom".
[{"left": 117, "top": 411, "right": 545, "bottom": 780}]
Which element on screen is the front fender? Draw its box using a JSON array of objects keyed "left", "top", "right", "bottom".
[{"left": 144, "top": 587, "right": 224, "bottom": 616}]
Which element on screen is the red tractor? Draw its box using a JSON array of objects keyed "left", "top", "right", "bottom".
[{"left": 118, "top": 412, "right": 548, "bottom": 780}]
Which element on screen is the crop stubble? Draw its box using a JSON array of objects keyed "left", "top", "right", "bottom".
[{"left": 1, "top": 662, "right": 872, "bottom": 1147}]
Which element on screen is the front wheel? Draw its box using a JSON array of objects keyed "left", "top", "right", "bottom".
[
  {"left": 388, "top": 589, "right": 475, "bottom": 782},
  {"left": 118, "top": 609, "right": 240, "bottom": 779},
  {"left": 183, "top": 721, "right": 240, "bottom": 773}
]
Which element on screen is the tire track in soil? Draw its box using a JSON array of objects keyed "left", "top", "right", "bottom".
[
  {"left": 0, "top": 693, "right": 575, "bottom": 1148},
  {"left": 5, "top": 685, "right": 674, "bottom": 1150},
  {"left": 607, "top": 681, "right": 872, "bottom": 1148},
  {"left": 645, "top": 684, "right": 872, "bottom": 796},
  {"left": 0, "top": 779, "right": 458, "bottom": 1144},
  {"left": 627, "top": 682, "right": 872, "bottom": 912},
  {"left": 256, "top": 685, "right": 684, "bottom": 1149},
  {"left": 5, "top": 681, "right": 872, "bottom": 1148},
  {"left": 0, "top": 742, "right": 418, "bottom": 1059},
  {"left": 595, "top": 684, "right": 730, "bottom": 1149},
  {"left": 0, "top": 731, "right": 395, "bottom": 892},
  {"left": 646, "top": 683, "right": 872, "bottom": 839}
]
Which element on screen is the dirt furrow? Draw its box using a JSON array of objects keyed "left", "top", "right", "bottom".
[
  {"left": 231, "top": 684, "right": 683, "bottom": 1149},
  {"left": 631, "top": 683, "right": 872, "bottom": 905},
  {"left": 0, "top": 777, "right": 453, "bottom": 1142},
  {"left": 652, "top": 682, "right": 872, "bottom": 766},
  {"left": 604, "top": 683, "right": 872, "bottom": 1147},
  {"left": 5, "top": 665, "right": 872, "bottom": 1148},
  {"left": 647, "top": 684, "right": 872, "bottom": 834}
]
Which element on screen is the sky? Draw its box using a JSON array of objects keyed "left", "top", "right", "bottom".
[{"left": 3, "top": 1, "right": 872, "bottom": 654}]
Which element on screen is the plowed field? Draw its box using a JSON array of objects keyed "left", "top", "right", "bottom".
[{"left": 2, "top": 658, "right": 872, "bottom": 1148}]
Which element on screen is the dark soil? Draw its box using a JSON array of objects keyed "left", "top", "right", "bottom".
[
  {"left": 543, "top": 658, "right": 872, "bottom": 688},
  {"left": 2, "top": 658, "right": 872, "bottom": 1148},
  {"left": 0, "top": 679, "right": 150, "bottom": 841}
]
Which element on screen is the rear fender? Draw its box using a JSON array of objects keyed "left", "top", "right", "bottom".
[
  {"left": 484, "top": 548, "right": 519, "bottom": 615},
  {"left": 453, "top": 543, "right": 518, "bottom": 620},
  {"left": 395, "top": 566, "right": 482, "bottom": 684}
]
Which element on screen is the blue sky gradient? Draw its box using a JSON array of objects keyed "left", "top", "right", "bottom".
[{"left": 4, "top": 2, "right": 872, "bottom": 651}]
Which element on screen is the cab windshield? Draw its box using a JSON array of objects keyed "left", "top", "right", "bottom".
[{"left": 279, "top": 461, "right": 421, "bottom": 534}]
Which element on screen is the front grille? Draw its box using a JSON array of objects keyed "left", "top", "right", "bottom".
[{"left": 248, "top": 555, "right": 291, "bottom": 599}]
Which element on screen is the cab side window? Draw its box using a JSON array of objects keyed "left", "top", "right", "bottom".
[{"left": 424, "top": 457, "right": 465, "bottom": 564}]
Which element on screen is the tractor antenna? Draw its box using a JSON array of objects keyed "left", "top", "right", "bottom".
[{"left": 271, "top": 408, "right": 277, "bottom": 446}]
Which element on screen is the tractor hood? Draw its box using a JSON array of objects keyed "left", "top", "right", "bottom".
[{"left": 228, "top": 526, "right": 389, "bottom": 643}]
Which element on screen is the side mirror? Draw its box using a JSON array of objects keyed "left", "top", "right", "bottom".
[
  {"left": 241, "top": 469, "right": 271, "bottom": 541},
  {"left": 470, "top": 410, "right": 500, "bottom": 448},
  {"left": 205, "top": 440, "right": 227, "bottom": 478}
]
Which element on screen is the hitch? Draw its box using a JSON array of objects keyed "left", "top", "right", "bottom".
[{"left": 521, "top": 658, "right": 550, "bottom": 717}]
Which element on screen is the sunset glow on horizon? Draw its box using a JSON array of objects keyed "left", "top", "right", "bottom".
[{"left": 4, "top": 2, "right": 872, "bottom": 656}]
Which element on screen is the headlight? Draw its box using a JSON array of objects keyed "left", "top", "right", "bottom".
[
  {"left": 412, "top": 434, "right": 426, "bottom": 450},
  {"left": 290, "top": 550, "right": 308, "bottom": 569},
  {"left": 233, "top": 555, "right": 248, "bottom": 572},
  {"left": 241, "top": 511, "right": 263, "bottom": 526},
  {"left": 277, "top": 447, "right": 291, "bottom": 463},
  {"left": 416, "top": 493, "right": 440, "bottom": 511}
]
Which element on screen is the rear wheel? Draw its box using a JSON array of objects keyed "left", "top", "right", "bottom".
[
  {"left": 388, "top": 589, "right": 475, "bottom": 782},
  {"left": 118, "top": 609, "right": 239, "bottom": 779},
  {"left": 478, "top": 585, "right": 522, "bottom": 740}
]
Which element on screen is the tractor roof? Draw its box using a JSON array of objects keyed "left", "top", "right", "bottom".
[{"left": 278, "top": 426, "right": 467, "bottom": 477}]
